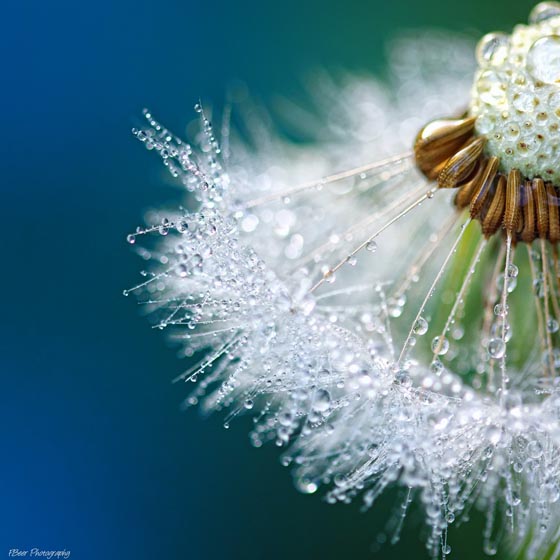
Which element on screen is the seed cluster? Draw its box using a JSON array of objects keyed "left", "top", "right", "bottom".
[{"left": 470, "top": 10, "right": 560, "bottom": 184}]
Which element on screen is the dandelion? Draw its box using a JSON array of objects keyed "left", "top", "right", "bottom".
[{"left": 127, "top": 4, "right": 560, "bottom": 558}]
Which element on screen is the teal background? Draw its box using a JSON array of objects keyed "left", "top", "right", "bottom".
[{"left": 2, "top": 0, "right": 538, "bottom": 559}]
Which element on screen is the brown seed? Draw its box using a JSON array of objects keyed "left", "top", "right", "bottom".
[
  {"left": 437, "top": 137, "right": 486, "bottom": 189},
  {"left": 482, "top": 175, "right": 506, "bottom": 237},
  {"left": 521, "top": 181, "right": 536, "bottom": 244},
  {"left": 504, "top": 169, "right": 521, "bottom": 233},
  {"left": 534, "top": 179, "right": 549, "bottom": 239},
  {"left": 414, "top": 117, "right": 477, "bottom": 179},
  {"left": 547, "top": 183, "right": 560, "bottom": 243},
  {"left": 470, "top": 157, "right": 500, "bottom": 219},
  {"left": 454, "top": 160, "right": 485, "bottom": 209}
]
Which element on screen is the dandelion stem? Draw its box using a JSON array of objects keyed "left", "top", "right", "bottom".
[
  {"left": 540, "top": 238, "right": 555, "bottom": 380},
  {"left": 527, "top": 244, "right": 547, "bottom": 377},
  {"left": 499, "top": 232, "right": 513, "bottom": 405},
  {"left": 478, "top": 241, "right": 506, "bottom": 391}
]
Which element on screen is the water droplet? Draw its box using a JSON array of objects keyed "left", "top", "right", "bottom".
[
  {"left": 527, "top": 440, "right": 544, "bottom": 459},
  {"left": 126, "top": 234, "right": 136, "bottom": 244},
  {"left": 366, "top": 240, "right": 377, "bottom": 253},
  {"left": 194, "top": 103, "right": 202, "bottom": 113},
  {"left": 431, "top": 336, "right": 449, "bottom": 356},
  {"left": 488, "top": 338, "right": 505, "bottom": 359},
  {"left": 507, "top": 263, "right": 518, "bottom": 278},
  {"left": 494, "top": 303, "right": 508, "bottom": 317},
  {"left": 548, "top": 318, "right": 559, "bottom": 333},
  {"left": 478, "top": 70, "right": 506, "bottom": 105},
  {"left": 312, "top": 389, "right": 331, "bottom": 413},
  {"left": 547, "top": 482, "right": 560, "bottom": 503},
  {"left": 278, "top": 411, "right": 293, "bottom": 426},
  {"left": 296, "top": 478, "right": 318, "bottom": 494},
  {"left": 476, "top": 33, "right": 509, "bottom": 67},
  {"left": 527, "top": 36, "right": 560, "bottom": 85},
  {"left": 244, "top": 399, "right": 254, "bottom": 410},
  {"left": 281, "top": 456, "right": 292, "bottom": 467},
  {"left": 176, "top": 219, "right": 188, "bottom": 233},
  {"left": 413, "top": 317, "right": 428, "bottom": 335},
  {"left": 395, "top": 370, "right": 411, "bottom": 387},
  {"left": 529, "top": 2, "right": 560, "bottom": 24},
  {"left": 512, "top": 91, "right": 536, "bottom": 113},
  {"left": 497, "top": 273, "right": 517, "bottom": 293},
  {"left": 486, "top": 426, "right": 502, "bottom": 445},
  {"left": 430, "top": 359, "right": 444, "bottom": 375},
  {"left": 451, "top": 326, "right": 464, "bottom": 340}
]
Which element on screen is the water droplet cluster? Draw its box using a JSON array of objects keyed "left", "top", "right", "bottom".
[{"left": 470, "top": 3, "right": 560, "bottom": 183}]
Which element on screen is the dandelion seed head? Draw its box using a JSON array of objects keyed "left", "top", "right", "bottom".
[
  {"left": 128, "top": 17, "right": 560, "bottom": 560},
  {"left": 470, "top": 2, "right": 560, "bottom": 182}
]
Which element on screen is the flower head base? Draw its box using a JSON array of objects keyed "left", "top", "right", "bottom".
[
  {"left": 128, "top": 9, "right": 560, "bottom": 560},
  {"left": 471, "top": 2, "right": 560, "bottom": 183},
  {"left": 415, "top": 4, "right": 560, "bottom": 246}
]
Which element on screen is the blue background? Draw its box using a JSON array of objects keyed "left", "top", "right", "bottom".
[{"left": 2, "top": 0, "right": 537, "bottom": 558}]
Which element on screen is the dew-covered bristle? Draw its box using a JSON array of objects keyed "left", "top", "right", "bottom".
[{"left": 127, "top": 32, "right": 560, "bottom": 560}]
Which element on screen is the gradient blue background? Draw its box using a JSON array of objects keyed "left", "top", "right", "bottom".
[{"left": 2, "top": 0, "right": 538, "bottom": 558}]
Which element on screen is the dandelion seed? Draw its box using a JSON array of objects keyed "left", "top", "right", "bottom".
[{"left": 127, "top": 5, "right": 560, "bottom": 559}]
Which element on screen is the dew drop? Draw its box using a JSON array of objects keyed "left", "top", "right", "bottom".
[
  {"left": 488, "top": 338, "right": 506, "bottom": 359},
  {"left": 431, "top": 336, "right": 449, "bottom": 356},
  {"left": 529, "top": 2, "right": 560, "bottom": 24},
  {"left": 366, "top": 240, "right": 377, "bottom": 253},
  {"left": 527, "top": 440, "right": 544, "bottom": 459},
  {"left": 476, "top": 33, "right": 509, "bottom": 67},
  {"left": 296, "top": 479, "right": 318, "bottom": 494},
  {"left": 395, "top": 370, "right": 412, "bottom": 387},
  {"left": 430, "top": 359, "right": 444, "bottom": 375},
  {"left": 126, "top": 234, "right": 136, "bottom": 244},
  {"left": 494, "top": 303, "right": 508, "bottom": 317},
  {"left": 413, "top": 317, "right": 429, "bottom": 335},
  {"left": 527, "top": 36, "right": 560, "bottom": 85},
  {"left": 312, "top": 389, "right": 331, "bottom": 413}
]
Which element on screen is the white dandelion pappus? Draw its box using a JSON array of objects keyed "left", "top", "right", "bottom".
[{"left": 127, "top": 6, "right": 560, "bottom": 559}]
